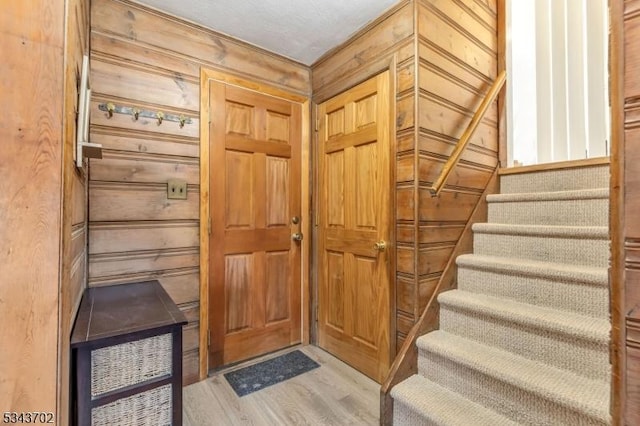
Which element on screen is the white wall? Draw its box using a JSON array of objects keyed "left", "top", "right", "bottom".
[{"left": 507, "top": 0, "right": 609, "bottom": 166}]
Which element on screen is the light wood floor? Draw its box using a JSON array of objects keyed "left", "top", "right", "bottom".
[{"left": 183, "top": 345, "right": 380, "bottom": 425}]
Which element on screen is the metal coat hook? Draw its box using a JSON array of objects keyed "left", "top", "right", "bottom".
[
  {"left": 98, "top": 103, "right": 193, "bottom": 127},
  {"left": 106, "top": 102, "right": 115, "bottom": 118}
]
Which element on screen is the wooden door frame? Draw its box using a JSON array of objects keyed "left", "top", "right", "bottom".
[
  {"left": 609, "top": 0, "right": 624, "bottom": 422},
  {"left": 310, "top": 57, "right": 397, "bottom": 354},
  {"left": 199, "top": 68, "right": 311, "bottom": 380}
]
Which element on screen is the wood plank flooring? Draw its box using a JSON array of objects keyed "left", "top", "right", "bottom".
[{"left": 183, "top": 345, "right": 379, "bottom": 425}]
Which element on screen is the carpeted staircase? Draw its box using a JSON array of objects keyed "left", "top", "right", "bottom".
[{"left": 391, "top": 164, "right": 611, "bottom": 425}]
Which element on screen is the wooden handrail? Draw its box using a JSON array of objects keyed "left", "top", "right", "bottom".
[
  {"left": 380, "top": 168, "right": 500, "bottom": 425},
  {"left": 429, "top": 70, "right": 506, "bottom": 196}
]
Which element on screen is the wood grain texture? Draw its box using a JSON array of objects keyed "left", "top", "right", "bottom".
[
  {"left": 91, "top": 151, "right": 199, "bottom": 184},
  {"left": 183, "top": 345, "right": 379, "bottom": 425},
  {"left": 203, "top": 73, "right": 305, "bottom": 372},
  {"left": 91, "top": 0, "right": 310, "bottom": 95},
  {"left": 605, "top": 4, "right": 635, "bottom": 421},
  {"left": 609, "top": 0, "right": 628, "bottom": 424},
  {"left": 91, "top": 127, "right": 199, "bottom": 158},
  {"left": 58, "top": 0, "right": 90, "bottom": 421},
  {"left": 312, "top": 7, "right": 414, "bottom": 363},
  {"left": 89, "top": 0, "right": 311, "bottom": 385},
  {"left": 89, "top": 183, "right": 199, "bottom": 222},
  {"left": 198, "top": 69, "right": 211, "bottom": 381},
  {"left": 89, "top": 268, "right": 199, "bottom": 303},
  {"left": 626, "top": 302, "right": 640, "bottom": 424},
  {"left": 0, "top": 0, "right": 67, "bottom": 417},
  {"left": 380, "top": 168, "right": 498, "bottom": 425},
  {"left": 418, "top": 1, "right": 496, "bottom": 80},
  {"left": 317, "top": 72, "right": 393, "bottom": 383},
  {"left": 312, "top": 1, "right": 414, "bottom": 92},
  {"left": 497, "top": 0, "right": 507, "bottom": 167},
  {"left": 380, "top": 0, "right": 498, "bottom": 419},
  {"left": 91, "top": 58, "right": 200, "bottom": 111}
]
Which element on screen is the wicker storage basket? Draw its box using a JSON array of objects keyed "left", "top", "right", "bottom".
[
  {"left": 91, "top": 384, "right": 172, "bottom": 426},
  {"left": 91, "top": 333, "right": 172, "bottom": 397}
]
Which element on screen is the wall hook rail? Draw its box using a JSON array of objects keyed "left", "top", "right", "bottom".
[{"left": 98, "top": 103, "right": 193, "bottom": 127}]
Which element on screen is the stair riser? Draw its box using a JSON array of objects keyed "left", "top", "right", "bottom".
[
  {"left": 488, "top": 198, "right": 608, "bottom": 226},
  {"left": 473, "top": 233, "right": 609, "bottom": 267},
  {"left": 500, "top": 166, "right": 609, "bottom": 194},
  {"left": 439, "top": 307, "right": 610, "bottom": 381},
  {"left": 418, "top": 351, "right": 609, "bottom": 426},
  {"left": 457, "top": 266, "right": 609, "bottom": 318}
]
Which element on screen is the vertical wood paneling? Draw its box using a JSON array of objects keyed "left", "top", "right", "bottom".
[
  {"left": 88, "top": 0, "right": 311, "bottom": 385},
  {"left": 0, "top": 0, "right": 68, "bottom": 419}
]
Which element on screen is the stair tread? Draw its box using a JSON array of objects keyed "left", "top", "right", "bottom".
[
  {"left": 417, "top": 330, "right": 610, "bottom": 422},
  {"left": 392, "top": 374, "right": 519, "bottom": 426},
  {"left": 438, "top": 290, "right": 610, "bottom": 342},
  {"left": 487, "top": 188, "right": 608, "bottom": 203},
  {"left": 456, "top": 254, "right": 608, "bottom": 285},
  {"left": 472, "top": 222, "right": 608, "bottom": 238}
]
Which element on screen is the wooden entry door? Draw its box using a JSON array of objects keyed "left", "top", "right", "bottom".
[
  {"left": 208, "top": 80, "right": 302, "bottom": 368},
  {"left": 317, "top": 71, "right": 393, "bottom": 383}
]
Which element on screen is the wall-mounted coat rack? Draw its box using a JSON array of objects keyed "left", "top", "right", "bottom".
[
  {"left": 76, "top": 55, "right": 103, "bottom": 168},
  {"left": 98, "top": 103, "right": 193, "bottom": 128}
]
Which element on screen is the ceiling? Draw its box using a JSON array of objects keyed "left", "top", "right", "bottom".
[{"left": 135, "top": 0, "right": 400, "bottom": 65}]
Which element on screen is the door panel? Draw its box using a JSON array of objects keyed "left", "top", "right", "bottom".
[
  {"left": 209, "top": 81, "right": 302, "bottom": 367},
  {"left": 317, "top": 71, "right": 393, "bottom": 383}
]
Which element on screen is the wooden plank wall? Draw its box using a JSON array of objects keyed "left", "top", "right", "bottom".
[
  {"left": 623, "top": 0, "right": 640, "bottom": 422},
  {"left": 60, "top": 0, "right": 90, "bottom": 423},
  {"left": 88, "top": 0, "right": 311, "bottom": 385},
  {"left": 412, "top": 0, "right": 498, "bottom": 340},
  {"left": 312, "top": 0, "right": 498, "bottom": 351},
  {"left": 0, "top": 0, "right": 66, "bottom": 418},
  {"left": 311, "top": 0, "right": 416, "bottom": 352}
]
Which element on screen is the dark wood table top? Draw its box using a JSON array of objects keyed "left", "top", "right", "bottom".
[{"left": 71, "top": 280, "right": 187, "bottom": 347}]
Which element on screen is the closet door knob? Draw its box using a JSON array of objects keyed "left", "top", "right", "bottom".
[{"left": 374, "top": 241, "right": 386, "bottom": 251}]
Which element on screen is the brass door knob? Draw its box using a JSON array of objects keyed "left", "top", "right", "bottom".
[
  {"left": 374, "top": 241, "right": 386, "bottom": 251},
  {"left": 292, "top": 232, "right": 303, "bottom": 242}
]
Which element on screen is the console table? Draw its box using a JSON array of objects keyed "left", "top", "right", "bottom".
[{"left": 71, "top": 280, "right": 187, "bottom": 426}]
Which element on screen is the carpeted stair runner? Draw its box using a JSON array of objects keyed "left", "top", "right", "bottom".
[{"left": 391, "top": 165, "right": 611, "bottom": 425}]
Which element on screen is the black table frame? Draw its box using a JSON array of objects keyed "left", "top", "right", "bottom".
[{"left": 71, "top": 281, "right": 187, "bottom": 426}]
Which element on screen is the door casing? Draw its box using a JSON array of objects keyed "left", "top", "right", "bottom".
[
  {"left": 199, "top": 68, "right": 311, "bottom": 379},
  {"left": 311, "top": 59, "right": 397, "bottom": 375}
]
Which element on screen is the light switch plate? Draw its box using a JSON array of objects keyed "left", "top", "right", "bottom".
[{"left": 167, "top": 179, "right": 187, "bottom": 200}]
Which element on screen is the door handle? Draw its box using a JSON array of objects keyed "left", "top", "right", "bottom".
[
  {"left": 292, "top": 232, "right": 303, "bottom": 242},
  {"left": 374, "top": 241, "right": 386, "bottom": 251}
]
